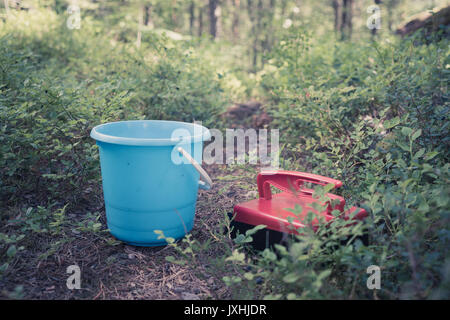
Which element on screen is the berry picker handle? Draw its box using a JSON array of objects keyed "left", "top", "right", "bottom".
[{"left": 256, "top": 170, "right": 343, "bottom": 201}]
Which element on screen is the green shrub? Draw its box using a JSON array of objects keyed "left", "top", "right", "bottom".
[
  {"left": 248, "top": 30, "right": 450, "bottom": 299},
  {"left": 0, "top": 9, "right": 226, "bottom": 206}
]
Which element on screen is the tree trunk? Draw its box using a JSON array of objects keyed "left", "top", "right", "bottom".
[
  {"left": 216, "top": 3, "right": 222, "bottom": 38},
  {"left": 171, "top": 0, "right": 177, "bottom": 28},
  {"left": 198, "top": 5, "right": 204, "bottom": 36},
  {"left": 341, "top": 0, "right": 347, "bottom": 39},
  {"left": 144, "top": 4, "right": 152, "bottom": 27},
  {"left": 387, "top": 10, "right": 393, "bottom": 32},
  {"left": 341, "top": 0, "right": 353, "bottom": 40},
  {"left": 396, "top": 5, "right": 450, "bottom": 37},
  {"left": 189, "top": 1, "right": 195, "bottom": 35},
  {"left": 268, "top": 0, "right": 276, "bottom": 47},
  {"left": 386, "top": 0, "right": 400, "bottom": 32},
  {"left": 256, "top": 0, "right": 263, "bottom": 67},
  {"left": 4, "top": 0, "right": 10, "bottom": 16},
  {"left": 348, "top": 0, "right": 353, "bottom": 39},
  {"left": 247, "top": 0, "right": 257, "bottom": 69},
  {"left": 232, "top": 0, "right": 240, "bottom": 42},
  {"left": 209, "top": 0, "right": 218, "bottom": 38},
  {"left": 137, "top": 5, "right": 144, "bottom": 48},
  {"left": 332, "top": 0, "right": 341, "bottom": 34},
  {"left": 280, "top": 0, "right": 287, "bottom": 16},
  {"left": 262, "top": 0, "right": 276, "bottom": 66}
]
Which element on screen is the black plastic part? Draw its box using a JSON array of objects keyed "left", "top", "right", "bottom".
[
  {"left": 227, "top": 212, "right": 369, "bottom": 251},
  {"left": 228, "top": 212, "right": 290, "bottom": 250}
]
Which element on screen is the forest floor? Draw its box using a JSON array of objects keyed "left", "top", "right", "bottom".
[
  {"left": 0, "top": 103, "right": 273, "bottom": 300},
  {"left": 1, "top": 164, "right": 255, "bottom": 299}
]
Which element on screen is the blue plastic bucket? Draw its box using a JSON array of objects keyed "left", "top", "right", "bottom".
[{"left": 90, "top": 120, "right": 211, "bottom": 246}]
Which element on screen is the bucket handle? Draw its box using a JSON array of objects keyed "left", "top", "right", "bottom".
[{"left": 177, "top": 147, "right": 213, "bottom": 190}]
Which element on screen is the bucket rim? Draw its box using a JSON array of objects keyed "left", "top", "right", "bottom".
[{"left": 90, "top": 120, "right": 211, "bottom": 146}]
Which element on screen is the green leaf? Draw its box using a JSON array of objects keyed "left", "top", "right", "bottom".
[
  {"left": 243, "top": 272, "right": 254, "bottom": 280},
  {"left": 397, "top": 142, "right": 410, "bottom": 152},
  {"left": 92, "top": 223, "right": 102, "bottom": 231},
  {"left": 225, "top": 249, "right": 246, "bottom": 263},
  {"left": 287, "top": 293, "right": 298, "bottom": 300},
  {"left": 411, "top": 129, "right": 422, "bottom": 141},
  {"left": 424, "top": 151, "right": 439, "bottom": 161},
  {"left": 384, "top": 117, "right": 400, "bottom": 129},
  {"left": 223, "top": 276, "right": 242, "bottom": 285},
  {"left": 245, "top": 224, "right": 267, "bottom": 237},
  {"left": 165, "top": 255, "right": 186, "bottom": 266},
  {"left": 401, "top": 127, "right": 413, "bottom": 136},
  {"left": 7, "top": 245, "right": 17, "bottom": 258},
  {"left": 262, "top": 249, "right": 277, "bottom": 261},
  {"left": 318, "top": 269, "right": 332, "bottom": 281},
  {"left": 283, "top": 272, "right": 300, "bottom": 283},
  {"left": 414, "top": 148, "right": 425, "bottom": 159},
  {"left": 285, "top": 204, "right": 303, "bottom": 216},
  {"left": 263, "top": 294, "right": 282, "bottom": 300},
  {"left": 165, "top": 237, "right": 175, "bottom": 244},
  {"left": 154, "top": 230, "right": 164, "bottom": 238},
  {"left": 323, "top": 183, "right": 335, "bottom": 193},
  {"left": 0, "top": 263, "right": 9, "bottom": 272},
  {"left": 274, "top": 244, "right": 288, "bottom": 255}
]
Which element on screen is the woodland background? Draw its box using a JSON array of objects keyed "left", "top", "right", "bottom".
[{"left": 0, "top": 0, "right": 449, "bottom": 300}]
